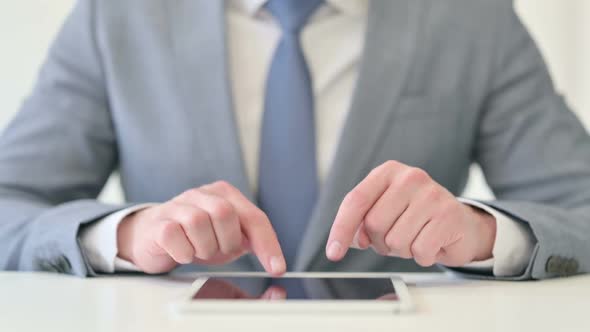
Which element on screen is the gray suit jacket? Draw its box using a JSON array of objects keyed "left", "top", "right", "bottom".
[{"left": 0, "top": 0, "right": 589, "bottom": 280}]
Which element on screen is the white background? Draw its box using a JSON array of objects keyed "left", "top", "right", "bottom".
[{"left": 0, "top": 0, "right": 589, "bottom": 203}]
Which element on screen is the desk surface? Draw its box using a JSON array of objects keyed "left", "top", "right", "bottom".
[{"left": 0, "top": 272, "right": 588, "bottom": 332}]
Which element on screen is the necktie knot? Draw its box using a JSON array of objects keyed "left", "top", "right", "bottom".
[{"left": 266, "top": 0, "right": 324, "bottom": 33}]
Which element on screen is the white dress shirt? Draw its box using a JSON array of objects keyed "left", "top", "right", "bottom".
[{"left": 79, "top": 0, "right": 536, "bottom": 276}]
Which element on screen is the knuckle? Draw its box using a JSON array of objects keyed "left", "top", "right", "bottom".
[
  {"left": 150, "top": 206, "right": 167, "bottom": 221},
  {"left": 199, "top": 245, "right": 217, "bottom": 260},
  {"left": 175, "top": 188, "right": 201, "bottom": 202},
  {"left": 401, "top": 167, "right": 429, "bottom": 186},
  {"left": 369, "top": 161, "right": 398, "bottom": 181},
  {"left": 210, "top": 200, "right": 235, "bottom": 221},
  {"left": 185, "top": 188, "right": 202, "bottom": 198},
  {"left": 387, "top": 236, "right": 412, "bottom": 258},
  {"left": 382, "top": 160, "right": 400, "bottom": 170},
  {"left": 211, "top": 180, "right": 233, "bottom": 193},
  {"left": 185, "top": 211, "right": 210, "bottom": 229},
  {"left": 159, "top": 222, "right": 180, "bottom": 244},
  {"left": 343, "top": 189, "right": 371, "bottom": 211},
  {"left": 385, "top": 234, "right": 404, "bottom": 252},
  {"left": 424, "top": 185, "right": 443, "bottom": 202},
  {"left": 411, "top": 241, "right": 432, "bottom": 262},
  {"left": 363, "top": 213, "right": 384, "bottom": 235}
]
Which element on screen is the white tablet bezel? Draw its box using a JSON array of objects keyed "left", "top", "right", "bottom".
[{"left": 171, "top": 272, "right": 413, "bottom": 314}]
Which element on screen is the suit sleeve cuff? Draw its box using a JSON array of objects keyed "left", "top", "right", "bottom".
[
  {"left": 458, "top": 198, "right": 537, "bottom": 277},
  {"left": 78, "top": 204, "right": 155, "bottom": 273}
]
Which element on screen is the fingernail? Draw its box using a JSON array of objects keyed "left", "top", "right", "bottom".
[
  {"left": 269, "top": 256, "right": 285, "bottom": 274},
  {"left": 327, "top": 241, "right": 343, "bottom": 259}
]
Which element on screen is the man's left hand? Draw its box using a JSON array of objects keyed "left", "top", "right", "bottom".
[{"left": 326, "top": 161, "right": 497, "bottom": 267}]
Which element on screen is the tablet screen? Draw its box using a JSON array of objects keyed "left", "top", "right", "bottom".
[{"left": 192, "top": 277, "right": 398, "bottom": 301}]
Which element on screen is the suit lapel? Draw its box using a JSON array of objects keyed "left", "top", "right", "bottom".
[
  {"left": 294, "top": 0, "right": 425, "bottom": 270},
  {"left": 166, "top": 0, "right": 253, "bottom": 201}
]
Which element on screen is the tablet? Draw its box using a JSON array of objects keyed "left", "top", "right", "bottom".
[{"left": 172, "top": 273, "right": 413, "bottom": 314}]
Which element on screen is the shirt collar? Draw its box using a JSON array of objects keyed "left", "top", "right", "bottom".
[{"left": 230, "top": 0, "right": 368, "bottom": 18}]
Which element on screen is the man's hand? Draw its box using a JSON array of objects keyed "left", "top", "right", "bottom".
[
  {"left": 117, "top": 181, "right": 286, "bottom": 275},
  {"left": 326, "top": 161, "right": 496, "bottom": 267}
]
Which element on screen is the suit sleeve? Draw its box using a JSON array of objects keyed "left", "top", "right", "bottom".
[
  {"left": 469, "top": 2, "right": 590, "bottom": 280},
  {"left": 0, "top": 0, "right": 129, "bottom": 276}
]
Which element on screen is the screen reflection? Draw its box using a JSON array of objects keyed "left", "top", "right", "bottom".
[{"left": 192, "top": 277, "right": 398, "bottom": 301}]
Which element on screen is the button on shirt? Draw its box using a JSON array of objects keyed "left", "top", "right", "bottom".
[{"left": 79, "top": 0, "right": 536, "bottom": 276}]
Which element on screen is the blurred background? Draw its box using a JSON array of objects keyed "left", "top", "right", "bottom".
[{"left": 0, "top": 0, "right": 589, "bottom": 204}]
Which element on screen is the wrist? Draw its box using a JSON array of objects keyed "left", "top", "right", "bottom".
[
  {"left": 466, "top": 205, "right": 497, "bottom": 261},
  {"left": 117, "top": 211, "right": 140, "bottom": 264}
]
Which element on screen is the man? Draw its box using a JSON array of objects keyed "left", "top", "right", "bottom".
[{"left": 0, "top": 0, "right": 588, "bottom": 280}]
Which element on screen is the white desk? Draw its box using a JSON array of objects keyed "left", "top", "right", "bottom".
[{"left": 0, "top": 272, "right": 588, "bottom": 332}]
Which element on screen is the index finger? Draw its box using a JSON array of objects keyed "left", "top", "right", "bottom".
[
  {"left": 203, "top": 182, "right": 286, "bottom": 276},
  {"left": 326, "top": 163, "right": 394, "bottom": 261}
]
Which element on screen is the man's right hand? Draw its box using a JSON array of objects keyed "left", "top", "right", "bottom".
[{"left": 116, "top": 181, "right": 286, "bottom": 276}]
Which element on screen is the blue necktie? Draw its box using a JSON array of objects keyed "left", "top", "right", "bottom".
[{"left": 258, "top": 0, "right": 324, "bottom": 270}]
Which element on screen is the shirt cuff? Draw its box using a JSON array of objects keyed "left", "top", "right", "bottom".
[
  {"left": 458, "top": 198, "right": 537, "bottom": 277},
  {"left": 78, "top": 204, "right": 156, "bottom": 273}
]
